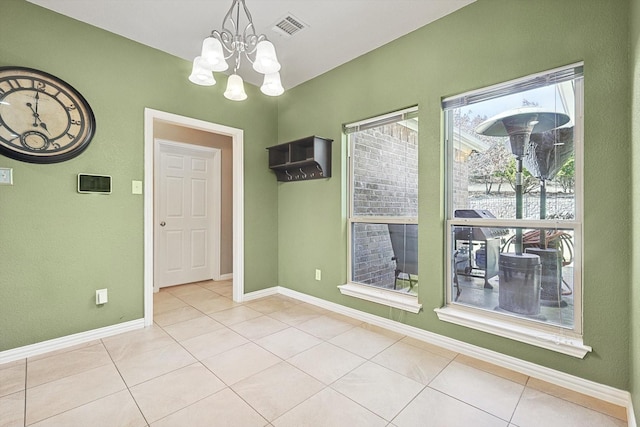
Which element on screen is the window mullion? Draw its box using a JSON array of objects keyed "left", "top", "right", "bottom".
[
  {"left": 448, "top": 218, "right": 581, "bottom": 228},
  {"left": 352, "top": 216, "right": 418, "bottom": 224}
]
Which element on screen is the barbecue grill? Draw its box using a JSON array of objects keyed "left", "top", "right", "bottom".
[{"left": 453, "top": 209, "right": 507, "bottom": 289}]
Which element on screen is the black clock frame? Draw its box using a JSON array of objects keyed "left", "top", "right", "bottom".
[{"left": 0, "top": 66, "right": 96, "bottom": 164}]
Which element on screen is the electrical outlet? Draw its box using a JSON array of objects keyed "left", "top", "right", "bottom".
[
  {"left": 96, "top": 289, "right": 108, "bottom": 305},
  {"left": 315, "top": 269, "right": 321, "bottom": 281},
  {"left": 0, "top": 168, "right": 13, "bottom": 185}
]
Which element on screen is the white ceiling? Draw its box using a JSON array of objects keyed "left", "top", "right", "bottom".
[{"left": 27, "top": 0, "right": 475, "bottom": 89}]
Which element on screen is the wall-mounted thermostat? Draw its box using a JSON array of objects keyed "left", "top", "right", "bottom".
[{"left": 78, "top": 174, "right": 112, "bottom": 194}]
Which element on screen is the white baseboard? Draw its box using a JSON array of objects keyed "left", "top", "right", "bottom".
[
  {"left": 242, "top": 286, "right": 279, "bottom": 302},
  {"left": 0, "top": 319, "right": 145, "bottom": 365},
  {"left": 219, "top": 273, "right": 233, "bottom": 281},
  {"left": 277, "top": 287, "right": 633, "bottom": 412},
  {"left": 1, "top": 286, "right": 635, "bottom": 426}
]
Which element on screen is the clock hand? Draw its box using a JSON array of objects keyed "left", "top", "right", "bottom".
[
  {"left": 39, "top": 122, "right": 51, "bottom": 135},
  {"left": 25, "top": 100, "right": 50, "bottom": 134},
  {"left": 26, "top": 102, "right": 39, "bottom": 126}
]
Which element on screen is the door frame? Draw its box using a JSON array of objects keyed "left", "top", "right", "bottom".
[
  {"left": 144, "top": 108, "right": 244, "bottom": 326},
  {"left": 154, "top": 139, "right": 221, "bottom": 291}
]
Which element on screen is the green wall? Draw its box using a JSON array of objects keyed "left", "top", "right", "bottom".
[
  {"left": 1, "top": 0, "right": 636, "bottom": 403},
  {"left": 0, "top": 0, "right": 279, "bottom": 351},
  {"left": 630, "top": 0, "right": 640, "bottom": 419},
  {"left": 277, "top": 0, "right": 632, "bottom": 390}
]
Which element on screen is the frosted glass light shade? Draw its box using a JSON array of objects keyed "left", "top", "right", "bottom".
[
  {"left": 188, "top": 56, "right": 216, "bottom": 86},
  {"left": 201, "top": 37, "right": 229, "bottom": 72},
  {"left": 252, "top": 40, "right": 281, "bottom": 74},
  {"left": 224, "top": 74, "right": 247, "bottom": 101},
  {"left": 260, "top": 72, "right": 284, "bottom": 96}
]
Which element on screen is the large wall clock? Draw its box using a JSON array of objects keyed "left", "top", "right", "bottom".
[{"left": 0, "top": 66, "right": 96, "bottom": 163}]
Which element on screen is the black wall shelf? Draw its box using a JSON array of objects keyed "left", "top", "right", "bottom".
[{"left": 267, "top": 136, "right": 332, "bottom": 182}]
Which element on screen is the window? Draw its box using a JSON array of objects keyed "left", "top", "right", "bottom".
[
  {"left": 437, "top": 64, "right": 590, "bottom": 357},
  {"left": 338, "top": 107, "right": 421, "bottom": 313}
]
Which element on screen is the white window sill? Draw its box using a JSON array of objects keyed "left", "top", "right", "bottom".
[
  {"left": 338, "top": 283, "right": 422, "bottom": 314},
  {"left": 434, "top": 305, "right": 591, "bottom": 358}
]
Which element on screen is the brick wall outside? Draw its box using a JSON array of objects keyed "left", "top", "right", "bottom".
[{"left": 351, "top": 124, "right": 418, "bottom": 290}]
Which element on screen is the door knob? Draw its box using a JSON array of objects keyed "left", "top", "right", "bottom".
[{"left": 160, "top": 221, "right": 166, "bottom": 227}]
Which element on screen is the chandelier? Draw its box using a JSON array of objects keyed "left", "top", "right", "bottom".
[{"left": 189, "top": 0, "right": 284, "bottom": 101}]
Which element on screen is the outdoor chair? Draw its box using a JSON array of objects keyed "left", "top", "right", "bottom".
[{"left": 388, "top": 224, "right": 418, "bottom": 291}]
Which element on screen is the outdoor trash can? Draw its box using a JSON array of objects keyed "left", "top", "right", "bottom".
[
  {"left": 498, "top": 253, "right": 542, "bottom": 315},
  {"left": 526, "top": 247, "right": 563, "bottom": 306}
]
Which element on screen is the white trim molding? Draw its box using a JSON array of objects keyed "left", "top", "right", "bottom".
[
  {"left": 242, "top": 286, "right": 279, "bottom": 302},
  {"left": 143, "top": 108, "right": 245, "bottom": 327},
  {"left": 219, "top": 273, "right": 233, "bottom": 281},
  {"left": 338, "top": 283, "right": 422, "bottom": 313},
  {"left": 434, "top": 306, "right": 592, "bottom": 358},
  {"left": 0, "top": 319, "right": 144, "bottom": 365},
  {"left": 629, "top": 399, "right": 638, "bottom": 427},
  {"left": 1, "top": 285, "right": 634, "bottom": 425},
  {"left": 277, "top": 287, "right": 629, "bottom": 413}
]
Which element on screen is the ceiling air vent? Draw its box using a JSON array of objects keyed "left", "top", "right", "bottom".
[{"left": 272, "top": 14, "right": 307, "bottom": 37}]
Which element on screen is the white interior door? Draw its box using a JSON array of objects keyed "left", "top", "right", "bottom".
[{"left": 155, "top": 140, "right": 220, "bottom": 289}]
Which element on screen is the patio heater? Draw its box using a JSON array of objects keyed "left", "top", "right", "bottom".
[
  {"left": 475, "top": 107, "right": 569, "bottom": 315},
  {"left": 524, "top": 127, "right": 574, "bottom": 306},
  {"left": 524, "top": 127, "right": 573, "bottom": 234}
]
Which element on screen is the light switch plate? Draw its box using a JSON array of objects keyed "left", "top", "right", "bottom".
[
  {"left": 131, "top": 180, "right": 142, "bottom": 194},
  {"left": 0, "top": 168, "right": 13, "bottom": 185}
]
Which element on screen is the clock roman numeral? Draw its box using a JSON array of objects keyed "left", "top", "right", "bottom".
[{"left": 7, "top": 79, "right": 22, "bottom": 90}]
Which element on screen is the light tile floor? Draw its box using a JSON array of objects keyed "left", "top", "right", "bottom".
[{"left": 0, "top": 280, "right": 628, "bottom": 427}]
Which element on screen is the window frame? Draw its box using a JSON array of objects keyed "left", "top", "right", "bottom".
[
  {"left": 436, "top": 63, "right": 590, "bottom": 358},
  {"left": 338, "top": 107, "right": 422, "bottom": 313}
]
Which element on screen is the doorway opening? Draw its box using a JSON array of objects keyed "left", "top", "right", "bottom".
[{"left": 144, "top": 108, "right": 245, "bottom": 326}]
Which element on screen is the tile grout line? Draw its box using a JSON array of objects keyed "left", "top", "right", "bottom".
[
  {"left": 225, "top": 385, "right": 271, "bottom": 425},
  {"left": 101, "top": 338, "right": 152, "bottom": 427},
  {"left": 169, "top": 287, "right": 406, "bottom": 424},
  {"left": 23, "top": 342, "right": 135, "bottom": 426},
  {"left": 111, "top": 297, "right": 239, "bottom": 426},
  {"left": 426, "top": 386, "right": 513, "bottom": 424},
  {"left": 508, "top": 375, "right": 531, "bottom": 425},
  {"left": 387, "top": 382, "right": 429, "bottom": 425},
  {"left": 154, "top": 290, "right": 291, "bottom": 424},
  {"left": 19, "top": 282, "right": 622, "bottom": 426},
  {"left": 221, "top": 292, "right": 469, "bottom": 425}
]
